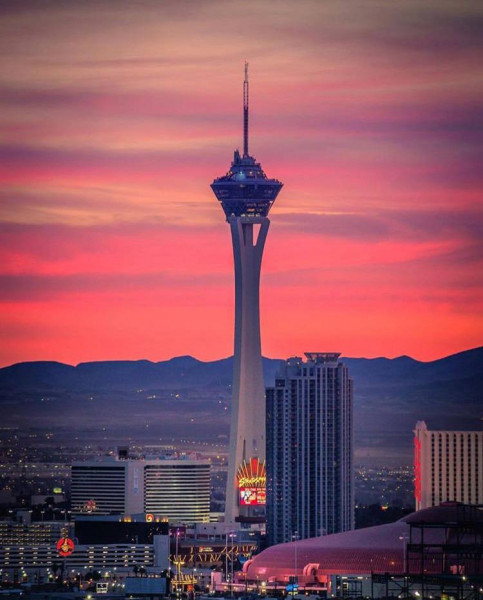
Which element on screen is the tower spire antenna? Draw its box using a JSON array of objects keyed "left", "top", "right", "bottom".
[{"left": 243, "top": 61, "right": 249, "bottom": 157}]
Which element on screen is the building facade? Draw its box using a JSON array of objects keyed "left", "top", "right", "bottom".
[
  {"left": 143, "top": 461, "right": 210, "bottom": 523},
  {"left": 71, "top": 456, "right": 210, "bottom": 524},
  {"left": 71, "top": 461, "right": 127, "bottom": 516},
  {"left": 414, "top": 420, "right": 482, "bottom": 510},
  {"left": 211, "top": 64, "right": 283, "bottom": 523},
  {"left": 0, "top": 520, "right": 70, "bottom": 546},
  {"left": 266, "top": 353, "right": 354, "bottom": 545},
  {"left": 0, "top": 542, "right": 157, "bottom": 573},
  {"left": 0, "top": 537, "right": 169, "bottom": 581}
]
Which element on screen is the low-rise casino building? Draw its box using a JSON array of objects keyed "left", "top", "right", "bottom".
[{"left": 240, "top": 503, "right": 482, "bottom": 598}]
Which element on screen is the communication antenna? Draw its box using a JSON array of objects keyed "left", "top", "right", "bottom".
[{"left": 243, "top": 61, "right": 249, "bottom": 157}]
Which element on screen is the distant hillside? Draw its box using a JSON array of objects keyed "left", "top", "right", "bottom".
[
  {"left": 1, "top": 347, "right": 481, "bottom": 466},
  {"left": 342, "top": 347, "right": 483, "bottom": 385},
  {"left": 0, "top": 355, "right": 282, "bottom": 391}
]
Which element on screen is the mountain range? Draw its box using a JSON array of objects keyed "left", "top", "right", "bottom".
[{"left": 1, "top": 347, "right": 481, "bottom": 465}]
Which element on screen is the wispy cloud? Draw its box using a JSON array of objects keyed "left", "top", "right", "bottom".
[{"left": 0, "top": 0, "right": 482, "bottom": 364}]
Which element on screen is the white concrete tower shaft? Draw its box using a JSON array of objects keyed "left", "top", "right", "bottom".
[{"left": 225, "top": 216, "right": 269, "bottom": 523}]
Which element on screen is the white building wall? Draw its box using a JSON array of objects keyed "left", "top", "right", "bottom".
[
  {"left": 225, "top": 216, "right": 270, "bottom": 524},
  {"left": 143, "top": 459, "right": 211, "bottom": 524},
  {"left": 414, "top": 421, "right": 483, "bottom": 510},
  {"left": 126, "top": 460, "right": 144, "bottom": 514}
]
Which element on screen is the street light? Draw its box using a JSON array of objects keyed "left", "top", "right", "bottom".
[
  {"left": 399, "top": 533, "right": 409, "bottom": 574},
  {"left": 292, "top": 531, "right": 299, "bottom": 597},
  {"left": 174, "top": 529, "right": 182, "bottom": 596},
  {"left": 229, "top": 532, "right": 236, "bottom": 598},
  {"left": 225, "top": 531, "right": 229, "bottom": 585},
  {"left": 175, "top": 529, "right": 180, "bottom": 568}
]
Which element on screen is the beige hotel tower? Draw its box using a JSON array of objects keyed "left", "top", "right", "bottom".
[{"left": 414, "top": 420, "right": 482, "bottom": 510}]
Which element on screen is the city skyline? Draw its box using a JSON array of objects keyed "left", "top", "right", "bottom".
[{"left": 1, "top": 0, "right": 482, "bottom": 367}]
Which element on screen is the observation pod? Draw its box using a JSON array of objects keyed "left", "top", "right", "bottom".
[{"left": 211, "top": 149, "right": 283, "bottom": 219}]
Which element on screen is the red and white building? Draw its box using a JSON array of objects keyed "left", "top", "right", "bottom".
[
  {"left": 239, "top": 504, "right": 482, "bottom": 595},
  {"left": 414, "top": 421, "right": 482, "bottom": 510}
]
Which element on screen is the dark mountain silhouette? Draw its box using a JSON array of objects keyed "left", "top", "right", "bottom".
[
  {"left": 0, "top": 347, "right": 481, "bottom": 465},
  {"left": 0, "top": 355, "right": 283, "bottom": 391}
]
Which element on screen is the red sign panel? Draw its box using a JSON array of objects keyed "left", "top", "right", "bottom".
[
  {"left": 414, "top": 437, "right": 422, "bottom": 502},
  {"left": 237, "top": 457, "right": 266, "bottom": 506},
  {"left": 57, "top": 537, "right": 75, "bottom": 557},
  {"left": 239, "top": 487, "right": 266, "bottom": 506}
]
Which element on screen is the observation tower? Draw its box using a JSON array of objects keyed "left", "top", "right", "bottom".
[{"left": 211, "top": 63, "right": 283, "bottom": 523}]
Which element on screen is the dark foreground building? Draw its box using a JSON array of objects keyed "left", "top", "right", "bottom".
[{"left": 75, "top": 514, "right": 169, "bottom": 544}]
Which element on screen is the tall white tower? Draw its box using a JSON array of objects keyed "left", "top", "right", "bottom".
[{"left": 211, "top": 64, "right": 283, "bottom": 523}]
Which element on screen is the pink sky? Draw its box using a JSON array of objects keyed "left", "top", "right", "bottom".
[{"left": 0, "top": 0, "right": 482, "bottom": 366}]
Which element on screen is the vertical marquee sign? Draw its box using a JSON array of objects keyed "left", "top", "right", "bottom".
[
  {"left": 237, "top": 457, "right": 266, "bottom": 506},
  {"left": 414, "top": 436, "right": 422, "bottom": 505}
]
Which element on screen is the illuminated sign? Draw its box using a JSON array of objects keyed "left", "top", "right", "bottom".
[
  {"left": 414, "top": 437, "right": 422, "bottom": 502},
  {"left": 53, "top": 487, "right": 62, "bottom": 494},
  {"left": 237, "top": 457, "right": 266, "bottom": 506},
  {"left": 83, "top": 499, "right": 97, "bottom": 513},
  {"left": 240, "top": 487, "right": 266, "bottom": 506},
  {"left": 146, "top": 513, "right": 155, "bottom": 522},
  {"left": 56, "top": 537, "right": 74, "bottom": 557}
]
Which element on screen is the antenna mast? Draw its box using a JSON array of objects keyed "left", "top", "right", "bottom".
[{"left": 243, "top": 61, "right": 249, "bottom": 157}]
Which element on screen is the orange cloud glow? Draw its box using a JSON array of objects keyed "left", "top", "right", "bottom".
[{"left": 0, "top": 0, "right": 482, "bottom": 365}]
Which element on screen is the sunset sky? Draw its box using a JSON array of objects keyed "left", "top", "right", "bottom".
[{"left": 0, "top": 0, "right": 482, "bottom": 367}]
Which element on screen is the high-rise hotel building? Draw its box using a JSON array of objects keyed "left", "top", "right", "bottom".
[
  {"left": 414, "top": 421, "right": 482, "bottom": 510},
  {"left": 71, "top": 455, "right": 210, "bottom": 524},
  {"left": 266, "top": 353, "right": 354, "bottom": 546}
]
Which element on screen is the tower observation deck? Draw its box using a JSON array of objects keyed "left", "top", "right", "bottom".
[
  {"left": 211, "top": 63, "right": 283, "bottom": 219},
  {"left": 211, "top": 64, "right": 283, "bottom": 524}
]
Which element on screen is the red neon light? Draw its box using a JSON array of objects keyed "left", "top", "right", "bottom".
[
  {"left": 414, "top": 437, "right": 422, "bottom": 502},
  {"left": 56, "top": 537, "right": 75, "bottom": 557},
  {"left": 237, "top": 457, "right": 266, "bottom": 487},
  {"left": 237, "top": 457, "right": 266, "bottom": 506}
]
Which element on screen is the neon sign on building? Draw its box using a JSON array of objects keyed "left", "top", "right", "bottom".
[
  {"left": 414, "top": 436, "right": 422, "bottom": 503},
  {"left": 237, "top": 457, "right": 266, "bottom": 506},
  {"left": 57, "top": 537, "right": 75, "bottom": 557}
]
